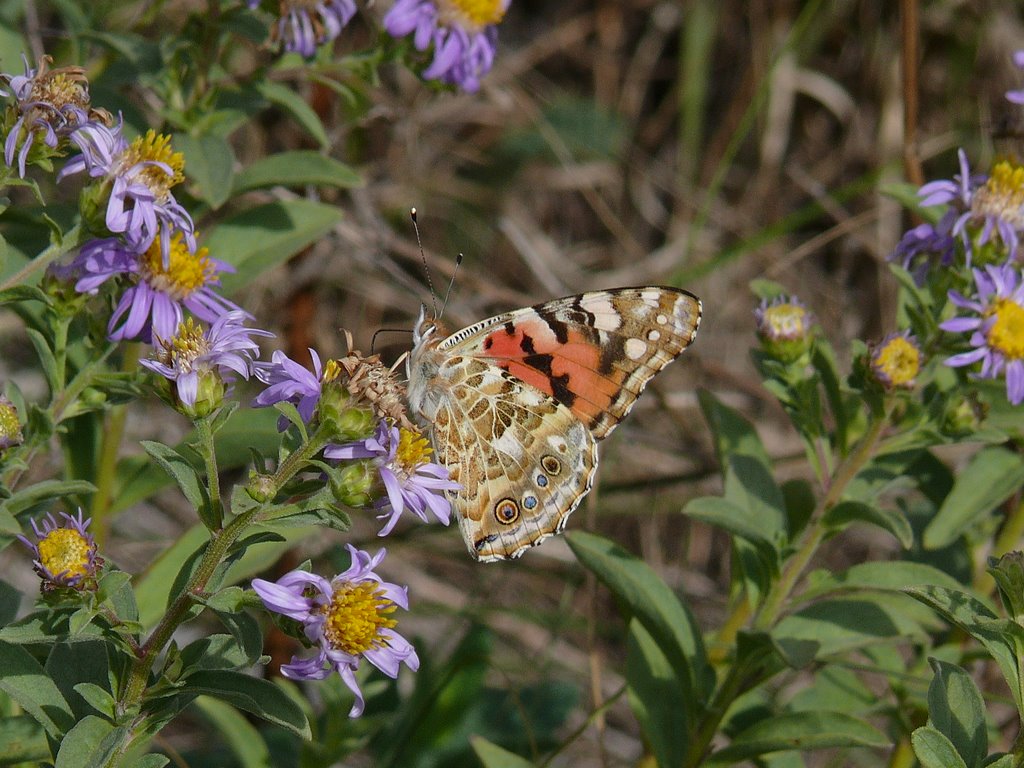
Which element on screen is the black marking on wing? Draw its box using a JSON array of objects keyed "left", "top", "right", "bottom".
[{"left": 520, "top": 333, "right": 537, "bottom": 354}]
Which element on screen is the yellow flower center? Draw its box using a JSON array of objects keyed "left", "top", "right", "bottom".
[
  {"left": 396, "top": 427, "right": 433, "bottom": 468},
  {"left": 873, "top": 336, "right": 920, "bottom": 388},
  {"left": 32, "top": 71, "right": 90, "bottom": 113},
  {"left": 322, "top": 359, "right": 343, "bottom": 383},
  {"left": 139, "top": 231, "right": 217, "bottom": 300},
  {"left": 118, "top": 130, "right": 185, "bottom": 202},
  {"left": 438, "top": 0, "right": 506, "bottom": 31},
  {"left": 157, "top": 317, "right": 209, "bottom": 368},
  {"left": 37, "top": 528, "right": 91, "bottom": 581},
  {"left": 973, "top": 160, "right": 1024, "bottom": 231},
  {"left": 319, "top": 581, "right": 397, "bottom": 656},
  {"left": 0, "top": 400, "right": 21, "bottom": 446},
  {"left": 762, "top": 303, "right": 810, "bottom": 341},
  {"left": 988, "top": 298, "right": 1024, "bottom": 360}
]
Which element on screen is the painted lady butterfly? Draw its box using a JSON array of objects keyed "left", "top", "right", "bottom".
[{"left": 406, "top": 287, "right": 702, "bottom": 561}]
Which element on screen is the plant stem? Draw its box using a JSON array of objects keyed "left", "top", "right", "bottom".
[
  {"left": 195, "top": 416, "right": 222, "bottom": 530},
  {"left": 91, "top": 343, "right": 140, "bottom": 547}
]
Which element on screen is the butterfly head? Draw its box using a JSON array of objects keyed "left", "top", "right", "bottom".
[{"left": 412, "top": 305, "right": 439, "bottom": 349}]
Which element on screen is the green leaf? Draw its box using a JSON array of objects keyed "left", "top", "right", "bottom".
[
  {"left": 0, "top": 479, "right": 97, "bottom": 516},
  {"left": 53, "top": 715, "right": 121, "bottom": 768},
  {"left": 181, "top": 671, "right": 310, "bottom": 738},
  {"left": 206, "top": 199, "right": 343, "bottom": 294},
  {"left": 683, "top": 496, "right": 775, "bottom": 546},
  {"left": 73, "top": 682, "right": 116, "bottom": 719},
  {"left": 912, "top": 726, "right": 970, "bottom": 768},
  {"left": 25, "top": 327, "right": 59, "bottom": 395},
  {"left": 233, "top": 150, "right": 362, "bottom": 194},
  {"left": 255, "top": 81, "right": 328, "bottom": 147},
  {"left": 566, "top": 531, "right": 712, "bottom": 720},
  {"left": 626, "top": 619, "right": 688, "bottom": 768},
  {"left": 801, "top": 561, "right": 983, "bottom": 605},
  {"left": 706, "top": 711, "right": 888, "bottom": 764},
  {"left": 926, "top": 659, "right": 986, "bottom": 768},
  {"left": 823, "top": 500, "right": 913, "bottom": 548},
  {"left": 193, "top": 696, "right": 272, "bottom": 768},
  {"left": 924, "top": 446, "right": 1024, "bottom": 549},
  {"left": 129, "top": 756, "right": 171, "bottom": 768},
  {"left": 178, "top": 634, "right": 254, "bottom": 675},
  {"left": 0, "top": 640, "right": 75, "bottom": 737},
  {"left": 470, "top": 736, "right": 536, "bottom": 768},
  {"left": 0, "top": 714, "right": 49, "bottom": 763},
  {"left": 175, "top": 132, "right": 236, "bottom": 209},
  {"left": 0, "top": 285, "right": 48, "bottom": 305},
  {"left": 140, "top": 441, "right": 211, "bottom": 524}
]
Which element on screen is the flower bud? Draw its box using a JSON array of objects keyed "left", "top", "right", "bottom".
[
  {"left": 0, "top": 394, "right": 23, "bottom": 451},
  {"left": 754, "top": 295, "right": 815, "bottom": 363},
  {"left": 869, "top": 331, "right": 921, "bottom": 390}
]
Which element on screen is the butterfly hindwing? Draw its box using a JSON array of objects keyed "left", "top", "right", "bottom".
[{"left": 439, "top": 287, "right": 702, "bottom": 439}]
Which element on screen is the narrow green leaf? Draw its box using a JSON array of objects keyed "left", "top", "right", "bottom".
[
  {"left": 182, "top": 671, "right": 310, "bottom": 738},
  {"left": 566, "top": 531, "right": 712, "bottom": 718},
  {"left": 0, "top": 640, "right": 75, "bottom": 737},
  {"left": 194, "top": 695, "right": 272, "bottom": 768},
  {"left": 707, "top": 711, "right": 888, "bottom": 764},
  {"left": 73, "top": 682, "right": 117, "bottom": 719},
  {"left": 0, "top": 285, "right": 48, "bottom": 305},
  {"left": 626, "top": 619, "right": 688, "bottom": 768},
  {"left": 0, "top": 714, "right": 49, "bottom": 763},
  {"left": 924, "top": 447, "right": 1024, "bottom": 549},
  {"left": 25, "top": 327, "right": 59, "bottom": 394},
  {"left": 175, "top": 133, "right": 236, "bottom": 209},
  {"left": 0, "top": 479, "right": 97, "bottom": 516},
  {"left": 823, "top": 500, "right": 913, "bottom": 548},
  {"left": 683, "top": 496, "right": 774, "bottom": 545},
  {"left": 233, "top": 150, "right": 362, "bottom": 194},
  {"left": 255, "top": 81, "right": 329, "bottom": 147},
  {"left": 926, "top": 659, "right": 986, "bottom": 768},
  {"left": 206, "top": 200, "right": 343, "bottom": 294},
  {"left": 130, "top": 755, "right": 171, "bottom": 768},
  {"left": 140, "top": 441, "right": 209, "bottom": 516},
  {"left": 983, "top": 755, "right": 1015, "bottom": 768},
  {"left": 801, "top": 561, "right": 983, "bottom": 605},
  {"left": 912, "top": 726, "right": 969, "bottom": 768},
  {"left": 470, "top": 736, "right": 536, "bottom": 768}
]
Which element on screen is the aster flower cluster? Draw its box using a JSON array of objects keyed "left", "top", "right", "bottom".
[{"left": 246, "top": 0, "right": 509, "bottom": 92}]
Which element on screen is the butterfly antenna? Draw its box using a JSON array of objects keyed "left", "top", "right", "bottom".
[
  {"left": 438, "top": 252, "right": 463, "bottom": 320},
  {"left": 411, "top": 207, "right": 438, "bottom": 319}
]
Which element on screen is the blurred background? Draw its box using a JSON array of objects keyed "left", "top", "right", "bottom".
[{"left": 3, "top": 0, "right": 1024, "bottom": 764}]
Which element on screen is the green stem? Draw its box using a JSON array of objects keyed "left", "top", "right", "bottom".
[
  {"left": 91, "top": 344, "right": 140, "bottom": 547},
  {"left": 195, "top": 416, "right": 222, "bottom": 530},
  {"left": 0, "top": 222, "right": 83, "bottom": 292},
  {"left": 116, "top": 427, "right": 332, "bottom": 718},
  {"left": 52, "top": 316, "right": 70, "bottom": 393},
  {"left": 752, "top": 411, "right": 888, "bottom": 632},
  {"left": 684, "top": 663, "right": 747, "bottom": 768}
]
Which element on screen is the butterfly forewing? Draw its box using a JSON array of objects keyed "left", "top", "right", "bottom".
[{"left": 439, "top": 287, "right": 702, "bottom": 439}]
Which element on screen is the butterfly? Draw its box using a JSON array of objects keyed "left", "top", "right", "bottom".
[{"left": 406, "top": 287, "right": 702, "bottom": 562}]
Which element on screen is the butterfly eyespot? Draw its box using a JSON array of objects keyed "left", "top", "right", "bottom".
[
  {"left": 522, "top": 495, "right": 538, "bottom": 510},
  {"left": 494, "top": 499, "right": 520, "bottom": 525},
  {"left": 541, "top": 455, "right": 561, "bottom": 475},
  {"left": 535, "top": 473, "right": 549, "bottom": 488}
]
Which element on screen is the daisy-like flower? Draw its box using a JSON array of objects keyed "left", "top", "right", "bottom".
[
  {"left": 384, "top": 0, "right": 509, "bottom": 92},
  {"left": 69, "top": 228, "right": 240, "bottom": 343},
  {"left": 326, "top": 420, "right": 458, "bottom": 535},
  {"left": 142, "top": 312, "right": 272, "bottom": 416},
  {"left": 0, "top": 55, "right": 108, "bottom": 178},
  {"left": 870, "top": 331, "right": 921, "bottom": 390},
  {"left": 918, "top": 149, "right": 1024, "bottom": 263},
  {"left": 251, "top": 545, "right": 418, "bottom": 717},
  {"left": 1007, "top": 50, "right": 1024, "bottom": 105},
  {"left": 253, "top": 349, "right": 325, "bottom": 425},
  {"left": 0, "top": 394, "right": 22, "bottom": 450},
  {"left": 941, "top": 263, "right": 1024, "bottom": 404},
  {"left": 754, "top": 295, "right": 815, "bottom": 363},
  {"left": 17, "top": 510, "right": 101, "bottom": 590},
  {"left": 889, "top": 212, "right": 957, "bottom": 285},
  {"left": 58, "top": 118, "right": 194, "bottom": 255},
  {"left": 248, "top": 0, "right": 357, "bottom": 58}
]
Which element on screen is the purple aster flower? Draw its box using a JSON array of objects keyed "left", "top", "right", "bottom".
[
  {"left": 17, "top": 510, "right": 102, "bottom": 590},
  {"left": 251, "top": 545, "right": 419, "bottom": 717},
  {"left": 918, "top": 149, "right": 1024, "bottom": 263},
  {"left": 940, "top": 263, "right": 1024, "bottom": 404},
  {"left": 68, "top": 228, "right": 241, "bottom": 343},
  {"left": 253, "top": 349, "right": 325, "bottom": 426},
  {"left": 0, "top": 54, "right": 105, "bottom": 178},
  {"left": 0, "top": 394, "right": 22, "bottom": 450},
  {"left": 870, "top": 330, "right": 921, "bottom": 390},
  {"left": 141, "top": 312, "right": 272, "bottom": 413},
  {"left": 889, "top": 211, "right": 957, "bottom": 285},
  {"left": 58, "top": 118, "right": 194, "bottom": 255},
  {"left": 326, "top": 420, "right": 458, "bottom": 535},
  {"left": 384, "top": 0, "right": 509, "bottom": 92},
  {"left": 1007, "top": 50, "right": 1024, "bottom": 105},
  {"left": 248, "top": 0, "right": 357, "bottom": 57}
]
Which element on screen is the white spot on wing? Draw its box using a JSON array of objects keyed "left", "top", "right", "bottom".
[
  {"left": 579, "top": 295, "right": 621, "bottom": 331},
  {"left": 624, "top": 337, "right": 647, "bottom": 360}
]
